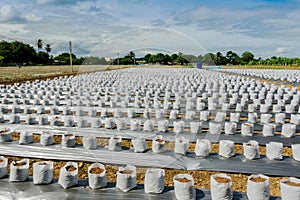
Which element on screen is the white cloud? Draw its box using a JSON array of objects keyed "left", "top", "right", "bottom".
[
  {"left": 23, "top": 14, "right": 42, "bottom": 22},
  {"left": 275, "top": 47, "right": 290, "bottom": 54},
  {"left": 0, "top": 4, "right": 20, "bottom": 22}
]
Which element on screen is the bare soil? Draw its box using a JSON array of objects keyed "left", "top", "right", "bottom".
[
  {"left": 176, "top": 177, "right": 191, "bottom": 182},
  {"left": 90, "top": 167, "right": 104, "bottom": 174},
  {"left": 66, "top": 165, "right": 77, "bottom": 172},
  {"left": 283, "top": 181, "right": 300, "bottom": 187},
  {"left": 13, "top": 161, "right": 26, "bottom": 167},
  {"left": 120, "top": 170, "right": 133, "bottom": 174},
  {"left": 155, "top": 139, "right": 164, "bottom": 143},
  {"left": 250, "top": 177, "right": 267, "bottom": 182},
  {"left": 0, "top": 129, "right": 9, "bottom": 134},
  {"left": 215, "top": 177, "right": 231, "bottom": 183}
]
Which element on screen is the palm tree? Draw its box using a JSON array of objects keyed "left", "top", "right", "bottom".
[
  {"left": 45, "top": 44, "right": 51, "bottom": 55},
  {"left": 36, "top": 39, "right": 43, "bottom": 53}
]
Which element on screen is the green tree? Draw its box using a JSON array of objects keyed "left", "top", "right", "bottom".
[
  {"left": 45, "top": 44, "right": 51, "bottom": 55},
  {"left": 36, "top": 39, "right": 43, "bottom": 53},
  {"left": 144, "top": 53, "right": 151, "bottom": 63},
  {"left": 203, "top": 53, "right": 216, "bottom": 65},
  {"left": 54, "top": 52, "right": 76, "bottom": 65},
  {"left": 226, "top": 51, "right": 241, "bottom": 65},
  {"left": 241, "top": 51, "right": 254, "bottom": 64}
]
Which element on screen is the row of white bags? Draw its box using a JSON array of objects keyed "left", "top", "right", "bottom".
[
  {"left": 3, "top": 128, "right": 300, "bottom": 161},
  {"left": 1, "top": 156, "right": 299, "bottom": 200}
]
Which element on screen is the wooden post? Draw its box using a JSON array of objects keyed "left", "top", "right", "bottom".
[{"left": 69, "top": 41, "right": 73, "bottom": 72}]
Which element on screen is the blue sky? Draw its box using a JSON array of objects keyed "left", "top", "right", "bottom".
[{"left": 0, "top": 0, "right": 299, "bottom": 58}]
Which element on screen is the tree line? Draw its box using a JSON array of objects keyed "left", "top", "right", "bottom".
[{"left": 0, "top": 39, "right": 299, "bottom": 66}]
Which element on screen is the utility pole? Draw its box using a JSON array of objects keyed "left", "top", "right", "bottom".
[{"left": 69, "top": 41, "right": 73, "bottom": 72}]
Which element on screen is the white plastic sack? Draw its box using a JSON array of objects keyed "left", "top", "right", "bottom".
[
  {"left": 104, "top": 118, "right": 115, "bottom": 129},
  {"left": 61, "top": 133, "right": 75, "bottom": 148},
  {"left": 248, "top": 113, "right": 257, "bottom": 124},
  {"left": 9, "top": 158, "right": 29, "bottom": 182},
  {"left": 158, "top": 120, "right": 169, "bottom": 132},
  {"left": 19, "top": 131, "right": 32, "bottom": 145},
  {"left": 219, "top": 140, "right": 235, "bottom": 158},
  {"left": 215, "top": 112, "right": 226, "bottom": 122},
  {"left": 144, "top": 168, "right": 165, "bottom": 194},
  {"left": 108, "top": 136, "right": 122, "bottom": 151},
  {"left": 127, "top": 109, "right": 136, "bottom": 118},
  {"left": 266, "top": 142, "right": 283, "bottom": 160},
  {"left": 174, "top": 174, "right": 196, "bottom": 200},
  {"left": 261, "top": 114, "right": 271, "bottom": 124},
  {"left": 291, "top": 114, "right": 300, "bottom": 125},
  {"left": 130, "top": 119, "right": 140, "bottom": 131},
  {"left": 33, "top": 161, "right": 53, "bottom": 185},
  {"left": 224, "top": 122, "right": 237, "bottom": 135},
  {"left": 132, "top": 138, "right": 147, "bottom": 153},
  {"left": 209, "top": 121, "right": 222, "bottom": 135},
  {"left": 292, "top": 144, "right": 300, "bottom": 161},
  {"left": 155, "top": 109, "right": 164, "bottom": 119},
  {"left": 144, "top": 120, "right": 154, "bottom": 132},
  {"left": 0, "top": 128, "right": 12, "bottom": 142},
  {"left": 241, "top": 123, "right": 254, "bottom": 136},
  {"left": 173, "top": 121, "right": 185, "bottom": 134},
  {"left": 0, "top": 156, "right": 8, "bottom": 178},
  {"left": 262, "top": 123, "right": 275, "bottom": 137},
  {"left": 190, "top": 122, "right": 202, "bottom": 134},
  {"left": 247, "top": 174, "right": 270, "bottom": 200},
  {"left": 143, "top": 109, "right": 151, "bottom": 118},
  {"left": 116, "top": 119, "right": 127, "bottom": 130},
  {"left": 195, "top": 139, "right": 211, "bottom": 157},
  {"left": 83, "top": 134, "right": 97, "bottom": 150},
  {"left": 243, "top": 140, "right": 260, "bottom": 160},
  {"left": 116, "top": 165, "right": 137, "bottom": 192},
  {"left": 152, "top": 135, "right": 166, "bottom": 153},
  {"left": 185, "top": 111, "right": 195, "bottom": 120},
  {"left": 174, "top": 136, "right": 189, "bottom": 155},
  {"left": 58, "top": 162, "right": 78, "bottom": 189},
  {"left": 169, "top": 110, "right": 178, "bottom": 119},
  {"left": 88, "top": 163, "right": 107, "bottom": 189},
  {"left": 230, "top": 113, "right": 240, "bottom": 123},
  {"left": 282, "top": 123, "right": 296, "bottom": 138},
  {"left": 210, "top": 173, "right": 233, "bottom": 200},
  {"left": 40, "top": 131, "right": 53, "bottom": 146},
  {"left": 280, "top": 177, "right": 300, "bottom": 200},
  {"left": 200, "top": 111, "right": 209, "bottom": 121},
  {"left": 275, "top": 113, "right": 286, "bottom": 124}
]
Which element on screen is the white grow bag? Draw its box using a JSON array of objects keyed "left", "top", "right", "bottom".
[
  {"left": 144, "top": 168, "right": 165, "bottom": 194},
  {"left": 132, "top": 138, "right": 147, "bottom": 153},
  {"left": 88, "top": 163, "right": 107, "bottom": 189},
  {"left": 83, "top": 134, "right": 97, "bottom": 150},
  {"left": 210, "top": 173, "right": 233, "bottom": 200},
  {"left": 9, "top": 158, "right": 29, "bottom": 182},
  {"left": 281, "top": 123, "right": 296, "bottom": 138},
  {"left": 174, "top": 136, "right": 189, "bottom": 155},
  {"left": 116, "top": 165, "right": 137, "bottom": 192},
  {"left": 266, "top": 142, "right": 283, "bottom": 160},
  {"left": 33, "top": 161, "right": 53, "bottom": 185},
  {"left": 58, "top": 162, "right": 78, "bottom": 189},
  {"left": 243, "top": 140, "right": 260, "bottom": 160},
  {"left": 152, "top": 135, "right": 166, "bottom": 153},
  {"left": 224, "top": 122, "right": 237, "bottom": 135},
  {"left": 280, "top": 177, "right": 300, "bottom": 200},
  {"left": 195, "top": 139, "right": 211, "bottom": 157},
  {"left": 174, "top": 174, "right": 196, "bottom": 200},
  {"left": 247, "top": 174, "right": 270, "bottom": 200},
  {"left": 292, "top": 144, "right": 300, "bottom": 161},
  {"left": 0, "top": 156, "right": 8, "bottom": 178},
  {"left": 219, "top": 140, "right": 235, "bottom": 158}
]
